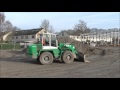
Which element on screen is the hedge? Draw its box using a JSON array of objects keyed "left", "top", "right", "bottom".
[{"left": 0, "top": 43, "right": 21, "bottom": 50}]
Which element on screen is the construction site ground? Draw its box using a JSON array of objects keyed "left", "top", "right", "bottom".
[{"left": 0, "top": 46, "right": 120, "bottom": 78}]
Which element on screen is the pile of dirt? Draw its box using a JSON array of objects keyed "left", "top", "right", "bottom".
[
  {"left": 57, "top": 37, "right": 113, "bottom": 56},
  {"left": 71, "top": 41, "right": 90, "bottom": 54},
  {"left": 57, "top": 37, "right": 92, "bottom": 54},
  {"left": 57, "top": 37, "right": 74, "bottom": 44},
  {"left": 22, "top": 48, "right": 27, "bottom": 53},
  {"left": 89, "top": 48, "right": 104, "bottom": 55},
  {"left": 102, "top": 49, "right": 113, "bottom": 55}
]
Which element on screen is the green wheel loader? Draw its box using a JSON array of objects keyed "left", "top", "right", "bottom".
[{"left": 27, "top": 33, "right": 86, "bottom": 65}]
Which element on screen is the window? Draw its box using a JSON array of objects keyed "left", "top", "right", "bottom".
[
  {"left": 21, "top": 36, "right": 24, "bottom": 39},
  {"left": 44, "top": 34, "right": 50, "bottom": 46},
  {"left": 12, "top": 36, "right": 14, "bottom": 39},
  {"left": 51, "top": 35, "right": 56, "bottom": 47},
  {"left": 25, "top": 36, "right": 28, "bottom": 39},
  {"left": 32, "top": 35, "right": 35, "bottom": 39},
  {"left": 16, "top": 36, "right": 18, "bottom": 39}
]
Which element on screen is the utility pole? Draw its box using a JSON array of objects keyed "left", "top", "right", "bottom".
[
  {"left": 114, "top": 30, "right": 116, "bottom": 45},
  {"left": 117, "top": 29, "right": 120, "bottom": 45},
  {"left": 110, "top": 30, "right": 112, "bottom": 45},
  {"left": 96, "top": 31, "right": 97, "bottom": 45},
  {"left": 99, "top": 30, "right": 100, "bottom": 45},
  {"left": 106, "top": 31, "right": 107, "bottom": 46}
]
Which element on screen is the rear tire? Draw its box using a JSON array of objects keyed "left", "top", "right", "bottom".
[
  {"left": 39, "top": 52, "right": 53, "bottom": 65},
  {"left": 62, "top": 51, "right": 74, "bottom": 64}
]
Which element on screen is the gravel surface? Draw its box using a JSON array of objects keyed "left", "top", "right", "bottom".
[{"left": 0, "top": 46, "right": 120, "bottom": 78}]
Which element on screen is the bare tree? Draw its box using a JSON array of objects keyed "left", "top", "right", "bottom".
[
  {"left": 0, "top": 13, "right": 21, "bottom": 42},
  {"left": 0, "top": 13, "right": 14, "bottom": 32},
  {"left": 49, "top": 25, "right": 54, "bottom": 33},
  {"left": 4, "top": 21, "right": 13, "bottom": 32},
  {"left": 12, "top": 26, "right": 21, "bottom": 31},
  {"left": 74, "top": 20, "right": 88, "bottom": 34},
  {"left": 0, "top": 12, "right": 5, "bottom": 42},
  {"left": 40, "top": 19, "right": 54, "bottom": 33},
  {"left": 0, "top": 12, "right": 5, "bottom": 32},
  {"left": 40, "top": 19, "right": 50, "bottom": 31}
]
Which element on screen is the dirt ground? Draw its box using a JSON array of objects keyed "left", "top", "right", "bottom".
[{"left": 0, "top": 46, "right": 120, "bottom": 78}]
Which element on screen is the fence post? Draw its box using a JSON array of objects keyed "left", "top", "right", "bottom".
[
  {"left": 14, "top": 43, "right": 15, "bottom": 50},
  {"left": 118, "top": 30, "right": 120, "bottom": 45},
  {"left": 110, "top": 30, "right": 112, "bottom": 45},
  {"left": 1, "top": 43, "right": 2, "bottom": 50},
  {"left": 117, "top": 30, "right": 119, "bottom": 46},
  {"left": 96, "top": 32, "right": 97, "bottom": 46}
]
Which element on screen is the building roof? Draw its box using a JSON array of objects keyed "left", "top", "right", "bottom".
[
  {"left": 13, "top": 28, "right": 44, "bottom": 36},
  {"left": 58, "top": 31, "right": 70, "bottom": 37}
]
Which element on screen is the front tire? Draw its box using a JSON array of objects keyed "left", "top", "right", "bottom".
[
  {"left": 62, "top": 51, "right": 74, "bottom": 64},
  {"left": 39, "top": 52, "right": 53, "bottom": 65}
]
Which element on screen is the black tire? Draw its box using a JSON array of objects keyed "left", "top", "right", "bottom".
[
  {"left": 62, "top": 51, "right": 74, "bottom": 64},
  {"left": 39, "top": 52, "right": 53, "bottom": 65},
  {"left": 36, "top": 56, "right": 39, "bottom": 63}
]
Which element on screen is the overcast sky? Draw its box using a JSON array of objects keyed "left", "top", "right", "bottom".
[{"left": 4, "top": 12, "right": 120, "bottom": 32}]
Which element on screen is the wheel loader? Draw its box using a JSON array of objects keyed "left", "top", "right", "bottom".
[{"left": 27, "top": 33, "right": 86, "bottom": 65}]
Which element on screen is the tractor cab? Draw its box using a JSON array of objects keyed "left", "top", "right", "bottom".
[{"left": 39, "top": 33, "right": 58, "bottom": 49}]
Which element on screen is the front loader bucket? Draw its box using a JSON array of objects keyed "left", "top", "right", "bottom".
[{"left": 77, "top": 52, "right": 90, "bottom": 62}]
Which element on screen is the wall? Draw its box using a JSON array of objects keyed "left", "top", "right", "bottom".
[{"left": 11, "top": 34, "right": 36, "bottom": 43}]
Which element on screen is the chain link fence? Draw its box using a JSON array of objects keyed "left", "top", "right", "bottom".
[{"left": 0, "top": 43, "right": 21, "bottom": 50}]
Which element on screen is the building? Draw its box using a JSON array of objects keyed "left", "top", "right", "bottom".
[
  {"left": 0, "top": 31, "right": 12, "bottom": 42},
  {"left": 11, "top": 28, "right": 47, "bottom": 43},
  {"left": 57, "top": 31, "right": 70, "bottom": 37},
  {"left": 57, "top": 31, "right": 120, "bottom": 45},
  {"left": 76, "top": 31, "right": 120, "bottom": 45}
]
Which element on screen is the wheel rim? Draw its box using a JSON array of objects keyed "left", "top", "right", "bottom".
[
  {"left": 42, "top": 56, "right": 49, "bottom": 62},
  {"left": 66, "top": 54, "right": 71, "bottom": 60},
  {"left": 44, "top": 56, "right": 49, "bottom": 61}
]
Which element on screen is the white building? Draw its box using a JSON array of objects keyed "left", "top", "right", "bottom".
[{"left": 70, "top": 31, "right": 120, "bottom": 45}]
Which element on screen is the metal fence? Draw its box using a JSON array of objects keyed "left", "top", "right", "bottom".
[
  {"left": 0, "top": 42, "right": 34, "bottom": 50},
  {"left": 0, "top": 43, "right": 21, "bottom": 50}
]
